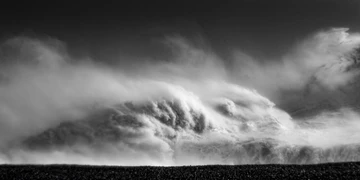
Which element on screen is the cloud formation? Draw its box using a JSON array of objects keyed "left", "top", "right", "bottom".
[{"left": 1, "top": 28, "right": 360, "bottom": 165}]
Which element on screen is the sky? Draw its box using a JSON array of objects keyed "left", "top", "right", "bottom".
[
  {"left": 2, "top": 0, "right": 360, "bottom": 165},
  {"left": 0, "top": 0, "right": 359, "bottom": 62}
]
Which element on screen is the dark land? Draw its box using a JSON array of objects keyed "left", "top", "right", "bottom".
[{"left": 0, "top": 162, "right": 360, "bottom": 180}]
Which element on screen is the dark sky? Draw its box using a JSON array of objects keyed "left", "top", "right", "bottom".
[{"left": 0, "top": 0, "right": 359, "bottom": 61}]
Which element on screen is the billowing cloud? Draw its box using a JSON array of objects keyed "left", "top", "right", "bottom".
[{"left": 1, "top": 29, "right": 360, "bottom": 165}]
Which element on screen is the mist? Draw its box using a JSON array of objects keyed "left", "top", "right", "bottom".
[{"left": 1, "top": 28, "right": 360, "bottom": 165}]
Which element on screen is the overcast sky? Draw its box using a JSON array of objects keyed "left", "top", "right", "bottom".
[{"left": 0, "top": 0, "right": 359, "bottom": 61}]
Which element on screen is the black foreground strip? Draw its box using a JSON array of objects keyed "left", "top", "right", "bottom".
[{"left": 0, "top": 162, "right": 360, "bottom": 180}]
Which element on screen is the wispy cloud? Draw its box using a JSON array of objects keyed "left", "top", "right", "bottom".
[{"left": 0, "top": 29, "right": 360, "bottom": 165}]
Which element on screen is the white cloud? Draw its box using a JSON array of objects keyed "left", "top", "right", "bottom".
[{"left": 1, "top": 31, "right": 360, "bottom": 165}]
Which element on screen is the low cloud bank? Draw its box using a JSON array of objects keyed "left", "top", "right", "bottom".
[{"left": 0, "top": 28, "right": 360, "bottom": 165}]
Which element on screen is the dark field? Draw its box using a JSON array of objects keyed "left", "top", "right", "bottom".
[{"left": 0, "top": 163, "right": 360, "bottom": 180}]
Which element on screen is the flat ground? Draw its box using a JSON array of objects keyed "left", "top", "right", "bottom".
[{"left": 0, "top": 162, "right": 360, "bottom": 180}]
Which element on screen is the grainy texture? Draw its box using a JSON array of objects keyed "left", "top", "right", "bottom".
[{"left": 0, "top": 163, "right": 360, "bottom": 180}]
